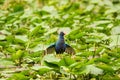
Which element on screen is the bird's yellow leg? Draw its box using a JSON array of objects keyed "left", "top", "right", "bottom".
[{"left": 55, "top": 54, "right": 63, "bottom": 59}]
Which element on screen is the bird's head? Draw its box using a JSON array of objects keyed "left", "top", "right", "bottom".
[{"left": 60, "top": 32, "right": 65, "bottom": 36}]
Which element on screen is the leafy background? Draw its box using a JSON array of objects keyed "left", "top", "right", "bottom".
[{"left": 0, "top": 0, "right": 120, "bottom": 80}]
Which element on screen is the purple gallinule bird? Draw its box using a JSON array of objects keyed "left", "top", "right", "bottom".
[{"left": 44, "top": 32, "right": 75, "bottom": 55}]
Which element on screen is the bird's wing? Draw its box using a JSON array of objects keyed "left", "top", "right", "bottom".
[
  {"left": 44, "top": 44, "right": 55, "bottom": 55},
  {"left": 65, "top": 44, "right": 75, "bottom": 55}
]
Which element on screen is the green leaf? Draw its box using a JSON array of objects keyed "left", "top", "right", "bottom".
[
  {"left": 95, "top": 57, "right": 110, "bottom": 63},
  {"left": 69, "top": 62, "right": 87, "bottom": 75},
  {"left": 14, "top": 38, "right": 25, "bottom": 44},
  {"left": 86, "top": 65, "right": 103, "bottom": 75},
  {"left": 31, "top": 44, "right": 44, "bottom": 52},
  {"left": 15, "top": 35, "right": 28, "bottom": 42},
  {"left": 43, "top": 54, "right": 60, "bottom": 63},
  {"left": 97, "top": 64, "right": 114, "bottom": 72},
  {"left": 84, "top": 5, "right": 94, "bottom": 12},
  {"left": 93, "top": 20, "right": 111, "bottom": 26},
  {"left": 6, "top": 35, "right": 15, "bottom": 43},
  {"left": 44, "top": 27, "right": 58, "bottom": 35},
  {"left": 0, "top": 35, "right": 6, "bottom": 40},
  {"left": 111, "top": 26, "right": 120, "bottom": 35},
  {"left": 0, "top": 30, "right": 11, "bottom": 35},
  {"left": 12, "top": 50, "right": 24, "bottom": 63},
  {"left": 59, "top": 56, "right": 75, "bottom": 66},
  {"left": 60, "top": 66, "right": 70, "bottom": 75},
  {"left": 110, "top": 35, "right": 120, "bottom": 47},
  {"left": 29, "top": 26, "right": 44, "bottom": 37},
  {"left": 42, "top": 6, "right": 56, "bottom": 13},
  {"left": 15, "top": 28, "right": 28, "bottom": 35},
  {"left": 0, "top": 59, "right": 14, "bottom": 68},
  {"left": 41, "top": 54, "right": 60, "bottom": 68},
  {"left": 32, "top": 65, "right": 52, "bottom": 75},
  {"left": 7, "top": 73, "right": 28, "bottom": 80}
]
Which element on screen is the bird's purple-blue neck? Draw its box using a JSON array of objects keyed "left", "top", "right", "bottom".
[
  {"left": 56, "top": 32, "right": 65, "bottom": 45},
  {"left": 59, "top": 32, "right": 65, "bottom": 40},
  {"left": 59, "top": 34, "right": 64, "bottom": 39},
  {"left": 57, "top": 32, "right": 65, "bottom": 44}
]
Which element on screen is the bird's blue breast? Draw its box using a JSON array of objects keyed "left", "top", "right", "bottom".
[{"left": 55, "top": 41, "right": 66, "bottom": 54}]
